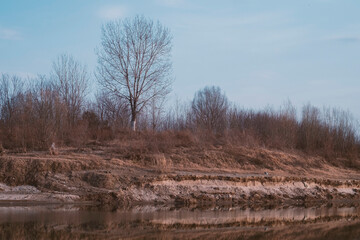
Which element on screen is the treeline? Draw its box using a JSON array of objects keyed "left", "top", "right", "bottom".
[
  {"left": 162, "top": 86, "right": 360, "bottom": 159},
  {"left": 0, "top": 72, "right": 359, "bottom": 159}
]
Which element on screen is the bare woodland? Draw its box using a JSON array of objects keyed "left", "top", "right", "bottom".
[{"left": 0, "top": 15, "right": 359, "bottom": 161}]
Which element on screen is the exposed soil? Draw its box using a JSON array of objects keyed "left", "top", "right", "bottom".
[{"left": 1, "top": 143, "right": 360, "bottom": 207}]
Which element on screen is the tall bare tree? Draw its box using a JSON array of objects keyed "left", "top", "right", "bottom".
[
  {"left": 192, "top": 86, "right": 229, "bottom": 133},
  {"left": 96, "top": 15, "right": 173, "bottom": 131},
  {"left": 51, "top": 54, "right": 89, "bottom": 127}
]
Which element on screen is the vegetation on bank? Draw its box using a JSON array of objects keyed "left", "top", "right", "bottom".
[
  {"left": 0, "top": 73, "right": 359, "bottom": 162},
  {"left": 0, "top": 15, "right": 359, "bottom": 164}
]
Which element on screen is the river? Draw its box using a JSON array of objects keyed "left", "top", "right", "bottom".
[{"left": 1, "top": 204, "right": 360, "bottom": 239}]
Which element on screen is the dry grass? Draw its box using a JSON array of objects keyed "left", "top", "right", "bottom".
[{"left": 0, "top": 73, "right": 359, "bottom": 165}]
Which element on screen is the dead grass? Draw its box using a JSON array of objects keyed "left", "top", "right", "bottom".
[
  {"left": 82, "top": 131, "right": 357, "bottom": 176},
  {"left": 0, "top": 128, "right": 359, "bottom": 187}
]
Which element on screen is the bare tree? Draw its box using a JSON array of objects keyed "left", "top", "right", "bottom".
[
  {"left": 192, "top": 86, "right": 229, "bottom": 133},
  {"left": 95, "top": 90, "right": 130, "bottom": 130},
  {"left": 0, "top": 74, "right": 24, "bottom": 147},
  {"left": 51, "top": 54, "right": 89, "bottom": 127},
  {"left": 148, "top": 86, "right": 167, "bottom": 131},
  {"left": 32, "top": 75, "right": 57, "bottom": 148},
  {"left": 96, "top": 15, "right": 173, "bottom": 131},
  {"left": 0, "top": 74, "right": 23, "bottom": 122}
]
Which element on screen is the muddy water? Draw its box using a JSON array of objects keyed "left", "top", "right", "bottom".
[{"left": 1, "top": 204, "right": 360, "bottom": 239}]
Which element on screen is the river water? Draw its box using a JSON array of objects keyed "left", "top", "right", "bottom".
[{"left": 1, "top": 204, "right": 360, "bottom": 239}]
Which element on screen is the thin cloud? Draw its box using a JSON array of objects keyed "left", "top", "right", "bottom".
[
  {"left": 333, "top": 37, "right": 360, "bottom": 43},
  {"left": 0, "top": 27, "right": 21, "bottom": 40},
  {"left": 326, "top": 35, "right": 360, "bottom": 44},
  {"left": 98, "top": 5, "right": 127, "bottom": 20}
]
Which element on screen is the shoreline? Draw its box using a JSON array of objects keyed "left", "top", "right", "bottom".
[
  {"left": 1, "top": 147, "right": 360, "bottom": 208},
  {"left": 1, "top": 173, "right": 360, "bottom": 208}
]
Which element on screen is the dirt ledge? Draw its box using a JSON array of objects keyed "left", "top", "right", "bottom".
[{"left": 1, "top": 147, "right": 360, "bottom": 208}]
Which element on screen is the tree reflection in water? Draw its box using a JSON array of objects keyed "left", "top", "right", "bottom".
[{"left": 1, "top": 205, "right": 360, "bottom": 240}]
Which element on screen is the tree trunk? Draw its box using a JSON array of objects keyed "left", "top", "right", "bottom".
[{"left": 131, "top": 114, "right": 136, "bottom": 131}]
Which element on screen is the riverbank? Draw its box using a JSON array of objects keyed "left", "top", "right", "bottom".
[{"left": 1, "top": 143, "right": 360, "bottom": 207}]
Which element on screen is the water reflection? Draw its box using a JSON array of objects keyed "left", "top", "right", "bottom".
[{"left": 0, "top": 204, "right": 360, "bottom": 239}]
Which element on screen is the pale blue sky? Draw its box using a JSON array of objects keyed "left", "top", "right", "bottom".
[{"left": 1, "top": 0, "right": 360, "bottom": 119}]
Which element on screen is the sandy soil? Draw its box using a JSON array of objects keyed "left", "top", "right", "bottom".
[{"left": 1, "top": 144, "right": 360, "bottom": 207}]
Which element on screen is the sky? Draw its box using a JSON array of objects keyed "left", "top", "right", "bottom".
[{"left": 1, "top": 0, "right": 360, "bottom": 120}]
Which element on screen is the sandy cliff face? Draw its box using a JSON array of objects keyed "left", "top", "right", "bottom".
[
  {"left": 0, "top": 146, "right": 360, "bottom": 206},
  {"left": 126, "top": 175, "right": 360, "bottom": 206}
]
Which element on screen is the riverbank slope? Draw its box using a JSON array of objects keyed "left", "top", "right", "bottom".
[{"left": 1, "top": 142, "right": 360, "bottom": 207}]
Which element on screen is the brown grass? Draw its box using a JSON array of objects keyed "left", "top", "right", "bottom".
[{"left": 0, "top": 75, "right": 358, "bottom": 166}]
